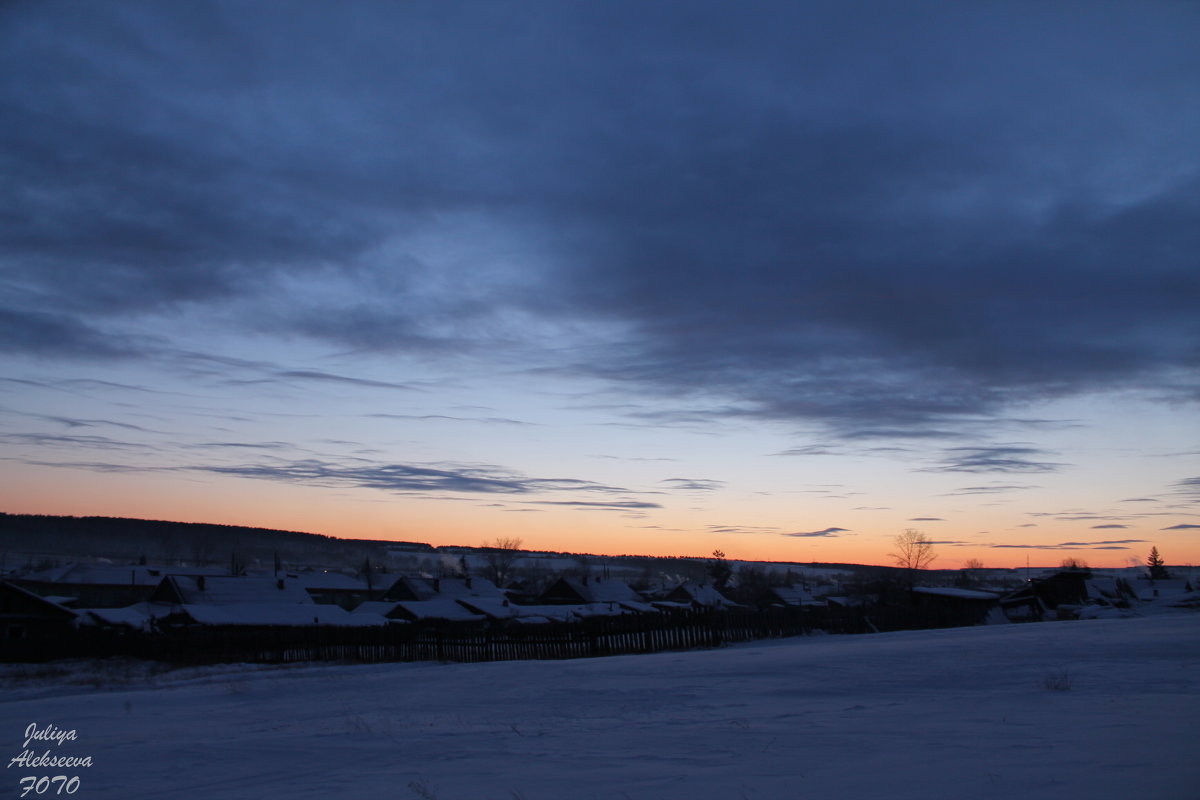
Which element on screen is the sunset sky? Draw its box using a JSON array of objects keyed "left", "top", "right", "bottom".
[{"left": 1, "top": 1, "right": 1197, "bottom": 568}]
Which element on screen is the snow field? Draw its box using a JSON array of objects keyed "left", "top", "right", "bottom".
[{"left": 2, "top": 614, "right": 1197, "bottom": 800}]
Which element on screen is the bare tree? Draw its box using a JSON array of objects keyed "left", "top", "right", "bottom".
[
  {"left": 1060, "top": 556, "right": 1088, "bottom": 571},
  {"left": 480, "top": 536, "right": 524, "bottom": 586},
  {"left": 889, "top": 529, "right": 937, "bottom": 571},
  {"left": 957, "top": 557, "right": 985, "bottom": 587}
]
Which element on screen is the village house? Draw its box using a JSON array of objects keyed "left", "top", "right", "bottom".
[
  {"left": 537, "top": 577, "right": 656, "bottom": 613},
  {"left": 764, "top": 585, "right": 825, "bottom": 609},
  {"left": 285, "top": 570, "right": 372, "bottom": 608},
  {"left": 656, "top": 582, "right": 738, "bottom": 610},
  {"left": 910, "top": 586, "right": 1006, "bottom": 626},
  {"left": 0, "top": 579, "right": 77, "bottom": 644},
  {"left": 353, "top": 598, "right": 485, "bottom": 624}
]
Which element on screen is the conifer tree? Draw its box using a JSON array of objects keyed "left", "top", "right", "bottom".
[{"left": 1147, "top": 546, "right": 1169, "bottom": 580}]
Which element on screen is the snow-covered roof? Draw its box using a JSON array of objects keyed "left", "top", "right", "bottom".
[
  {"left": 286, "top": 571, "right": 369, "bottom": 592},
  {"left": 83, "top": 604, "right": 155, "bottom": 629},
  {"left": 159, "top": 575, "right": 315, "bottom": 606},
  {"left": 571, "top": 602, "right": 641, "bottom": 618},
  {"left": 389, "top": 598, "right": 488, "bottom": 623},
  {"left": 912, "top": 587, "right": 1000, "bottom": 601},
  {"left": 554, "top": 577, "right": 644, "bottom": 604},
  {"left": 667, "top": 582, "right": 737, "bottom": 607},
  {"left": 431, "top": 577, "right": 506, "bottom": 599},
  {"left": 176, "top": 603, "right": 383, "bottom": 627},
  {"left": 769, "top": 585, "right": 819, "bottom": 606},
  {"left": 20, "top": 563, "right": 227, "bottom": 586},
  {"left": 456, "top": 598, "right": 580, "bottom": 622},
  {"left": 382, "top": 576, "right": 437, "bottom": 600},
  {"left": 351, "top": 601, "right": 404, "bottom": 616}
]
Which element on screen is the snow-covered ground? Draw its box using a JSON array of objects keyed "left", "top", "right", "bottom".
[{"left": 3, "top": 614, "right": 1197, "bottom": 799}]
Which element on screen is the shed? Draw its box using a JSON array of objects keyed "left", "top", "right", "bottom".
[{"left": 910, "top": 586, "right": 1005, "bottom": 626}]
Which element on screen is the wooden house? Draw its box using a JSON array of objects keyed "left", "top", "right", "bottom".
[
  {"left": 537, "top": 577, "right": 651, "bottom": 611},
  {"left": 765, "top": 585, "right": 824, "bottom": 609},
  {"left": 286, "top": 570, "right": 371, "bottom": 608},
  {"left": 148, "top": 574, "right": 315, "bottom": 606},
  {"left": 659, "top": 582, "right": 738, "bottom": 610},
  {"left": 0, "top": 580, "right": 78, "bottom": 643}
]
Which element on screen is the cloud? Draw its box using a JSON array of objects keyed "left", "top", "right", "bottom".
[
  {"left": 909, "top": 517, "right": 945, "bottom": 522},
  {"left": 197, "top": 459, "right": 531, "bottom": 495},
  {"left": 274, "top": 371, "right": 418, "bottom": 391},
  {"left": 1171, "top": 477, "right": 1200, "bottom": 499},
  {"left": 530, "top": 500, "right": 662, "bottom": 511},
  {"left": 781, "top": 527, "right": 851, "bottom": 538},
  {"left": 773, "top": 444, "right": 844, "bottom": 457},
  {"left": 991, "top": 538, "right": 1147, "bottom": 550},
  {"left": 367, "top": 413, "right": 533, "bottom": 426},
  {"left": 0, "top": 308, "right": 154, "bottom": 360},
  {"left": 138, "top": 455, "right": 652, "bottom": 506},
  {"left": 945, "top": 484, "right": 1039, "bottom": 496},
  {"left": 660, "top": 478, "right": 726, "bottom": 492},
  {"left": 928, "top": 445, "right": 1067, "bottom": 474},
  {"left": 1090, "top": 524, "right": 1129, "bottom": 529},
  {"left": 0, "top": 432, "right": 155, "bottom": 452},
  {"left": 0, "top": 1, "right": 1195, "bottom": 444},
  {"left": 707, "top": 525, "right": 781, "bottom": 536},
  {"left": 1163, "top": 524, "right": 1200, "bottom": 530}
]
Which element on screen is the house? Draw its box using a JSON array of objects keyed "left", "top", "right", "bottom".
[
  {"left": 79, "top": 602, "right": 169, "bottom": 632},
  {"left": 658, "top": 582, "right": 738, "bottom": 610},
  {"left": 378, "top": 576, "right": 437, "bottom": 602},
  {"left": 454, "top": 597, "right": 581, "bottom": 624},
  {"left": 429, "top": 577, "right": 508, "bottom": 600},
  {"left": 537, "top": 577, "right": 654, "bottom": 612},
  {"left": 766, "top": 585, "right": 824, "bottom": 608},
  {"left": 910, "top": 586, "right": 1005, "bottom": 626},
  {"left": 148, "top": 575, "right": 315, "bottom": 606},
  {"left": 1000, "top": 570, "right": 1090, "bottom": 621},
  {"left": 354, "top": 599, "right": 485, "bottom": 624},
  {"left": 0, "top": 580, "right": 77, "bottom": 643},
  {"left": 13, "top": 563, "right": 227, "bottom": 608},
  {"left": 285, "top": 570, "right": 371, "bottom": 607}
]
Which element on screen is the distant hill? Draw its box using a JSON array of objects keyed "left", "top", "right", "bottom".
[{"left": 0, "top": 512, "right": 432, "bottom": 570}]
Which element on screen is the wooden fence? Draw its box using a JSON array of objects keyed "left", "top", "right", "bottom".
[{"left": 4, "top": 605, "right": 871, "bottom": 665}]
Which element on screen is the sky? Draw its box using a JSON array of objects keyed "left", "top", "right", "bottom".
[{"left": 1, "top": 1, "right": 1197, "bottom": 569}]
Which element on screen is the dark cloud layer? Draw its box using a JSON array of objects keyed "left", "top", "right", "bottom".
[{"left": 2, "top": 1, "right": 1198, "bottom": 445}]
